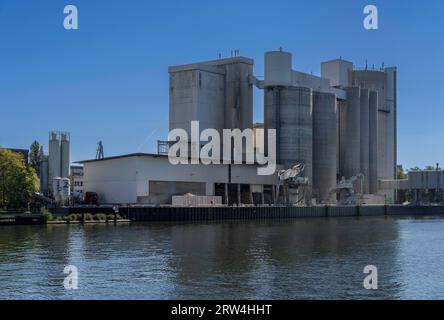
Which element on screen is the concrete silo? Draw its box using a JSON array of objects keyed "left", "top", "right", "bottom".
[
  {"left": 265, "top": 87, "right": 313, "bottom": 182},
  {"left": 61, "top": 133, "right": 70, "bottom": 179},
  {"left": 360, "top": 88, "right": 370, "bottom": 193},
  {"left": 48, "top": 131, "right": 61, "bottom": 190},
  {"left": 312, "top": 91, "right": 337, "bottom": 203},
  {"left": 369, "top": 90, "right": 379, "bottom": 194},
  {"left": 339, "top": 87, "right": 361, "bottom": 179},
  {"left": 384, "top": 67, "right": 397, "bottom": 185},
  {"left": 263, "top": 50, "right": 314, "bottom": 182},
  {"left": 264, "top": 50, "right": 292, "bottom": 87},
  {"left": 48, "top": 131, "right": 70, "bottom": 197},
  {"left": 169, "top": 56, "right": 253, "bottom": 140},
  {"left": 219, "top": 59, "right": 253, "bottom": 131}
]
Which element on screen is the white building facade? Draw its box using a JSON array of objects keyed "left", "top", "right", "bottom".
[{"left": 80, "top": 153, "right": 279, "bottom": 205}]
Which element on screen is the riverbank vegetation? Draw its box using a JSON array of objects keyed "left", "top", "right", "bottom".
[
  {"left": 0, "top": 148, "right": 38, "bottom": 210},
  {"left": 52, "top": 213, "right": 123, "bottom": 223}
]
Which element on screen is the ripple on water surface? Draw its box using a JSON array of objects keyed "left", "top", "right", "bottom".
[{"left": 0, "top": 216, "right": 444, "bottom": 299}]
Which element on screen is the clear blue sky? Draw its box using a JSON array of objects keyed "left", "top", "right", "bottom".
[{"left": 0, "top": 0, "right": 443, "bottom": 170}]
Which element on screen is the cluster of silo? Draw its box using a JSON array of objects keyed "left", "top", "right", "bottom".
[
  {"left": 167, "top": 50, "right": 397, "bottom": 204},
  {"left": 351, "top": 69, "right": 396, "bottom": 199},
  {"left": 264, "top": 50, "right": 337, "bottom": 203},
  {"left": 338, "top": 86, "right": 379, "bottom": 194},
  {"left": 48, "top": 131, "right": 71, "bottom": 204},
  {"left": 320, "top": 58, "right": 398, "bottom": 202}
]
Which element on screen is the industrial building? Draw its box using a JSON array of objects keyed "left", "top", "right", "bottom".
[
  {"left": 381, "top": 168, "right": 444, "bottom": 204},
  {"left": 78, "top": 50, "right": 398, "bottom": 206},
  {"left": 80, "top": 153, "right": 277, "bottom": 205}
]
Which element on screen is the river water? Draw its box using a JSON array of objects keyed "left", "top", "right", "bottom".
[{"left": 0, "top": 216, "right": 443, "bottom": 300}]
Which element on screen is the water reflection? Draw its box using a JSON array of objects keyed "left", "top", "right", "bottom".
[
  {"left": 0, "top": 216, "right": 442, "bottom": 299},
  {"left": 166, "top": 218, "right": 400, "bottom": 299}
]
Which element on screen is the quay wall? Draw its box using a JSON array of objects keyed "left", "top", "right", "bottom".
[{"left": 62, "top": 205, "right": 444, "bottom": 222}]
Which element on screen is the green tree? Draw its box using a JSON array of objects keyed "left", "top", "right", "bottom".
[
  {"left": 38, "top": 146, "right": 44, "bottom": 162},
  {"left": 396, "top": 165, "right": 412, "bottom": 204},
  {"left": 29, "top": 141, "right": 41, "bottom": 175},
  {"left": 425, "top": 164, "right": 441, "bottom": 171},
  {"left": 397, "top": 166, "right": 407, "bottom": 180},
  {"left": 0, "top": 148, "right": 37, "bottom": 209}
]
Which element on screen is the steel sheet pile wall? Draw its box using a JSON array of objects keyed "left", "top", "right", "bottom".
[
  {"left": 327, "top": 206, "right": 356, "bottom": 217},
  {"left": 359, "top": 205, "right": 386, "bottom": 216},
  {"left": 129, "top": 206, "right": 328, "bottom": 222},
  {"left": 64, "top": 205, "right": 444, "bottom": 222}
]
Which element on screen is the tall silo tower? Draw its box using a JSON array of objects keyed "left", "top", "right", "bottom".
[
  {"left": 360, "top": 88, "right": 370, "bottom": 194},
  {"left": 312, "top": 91, "right": 337, "bottom": 203},
  {"left": 61, "top": 133, "right": 70, "bottom": 179},
  {"left": 369, "top": 90, "right": 379, "bottom": 194},
  {"left": 339, "top": 87, "right": 361, "bottom": 180},
  {"left": 264, "top": 50, "right": 313, "bottom": 183},
  {"left": 48, "top": 131, "right": 70, "bottom": 196},
  {"left": 48, "top": 131, "right": 61, "bottom": 193}
]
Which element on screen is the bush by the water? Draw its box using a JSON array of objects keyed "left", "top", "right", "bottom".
[
  {"left": 57, "top": 212, "right": 123, "bottom": 222},
  {"left": 93, "top": 213, "right": 107, "bottom": 221},
  {"left": 65, "top": 214, "right": 80, "bottom": 222},
  {"left": 107, "top": 214, "right": 124, "bottom": 221},
  {"left": 40, "top": 207, "right": 53, "bottom": 221},
  {"left": 84, "top": 213, "right": 93, "bottom": 221}
]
